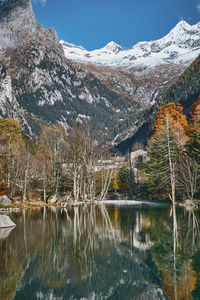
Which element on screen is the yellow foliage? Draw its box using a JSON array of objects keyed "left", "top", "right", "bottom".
[
  {"left": 110, "top": 179, "right": 119, "bottom": 190},
  {"left": 0, "top": 118, "right": 25, "bottom": 150}
]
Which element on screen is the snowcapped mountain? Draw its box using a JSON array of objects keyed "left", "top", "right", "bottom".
[
  {"left": 0, "top": 0, "right": 199, "bottom": 147},
  {"left": 60, "top": 20, "right": 200, "bottom": 70},
  {"left": 0, "top": 0, "right": 141, "bottom": 142}
]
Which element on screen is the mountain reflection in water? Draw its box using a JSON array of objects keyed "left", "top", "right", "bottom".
[{"left": 0, "top": 204, "right": 200, "bottom": 300}]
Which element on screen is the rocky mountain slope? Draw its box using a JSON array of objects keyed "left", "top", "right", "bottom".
[
  {"left": 0, "top": 0, "right": 140, "bottom": 140},
  {"left": 0, "top": 0, "right": 57, "bottom": 51},
  {"left": 61, "top": 20, "right": 200, "bottom": 109},
  {"left": 0, "top": 0, "right": 199, "bottom": 145},
  {"left": 116, "top": 54, "right": 200, "bottom": 154}
]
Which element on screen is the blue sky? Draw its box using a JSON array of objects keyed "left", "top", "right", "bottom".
[{"left": 32, "top": 0, "right": 200, "bottom": 50}]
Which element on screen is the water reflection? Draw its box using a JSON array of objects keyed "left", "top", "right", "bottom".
[
  {"left": 132, "top": 212, "right": 154, "bottom": 251},
  {"left": 0, "top": 205, "right": 200, "bottom": 299},
  {"left": 0, "top": 227, "right": 15, "bottom": 240},
  {"left": 151, "top": 205, "right": 200, "bottom": 300}
]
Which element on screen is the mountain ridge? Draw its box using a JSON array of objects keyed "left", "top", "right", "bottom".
[
  {"left": 0, "top": 0, "right": 140, "bottom": 141},
  {"left": 116, "top": 54, "right": 200, "bottom": 154},
  {"left": 60, "top": 20, "right": 200, "bottom": 71}
]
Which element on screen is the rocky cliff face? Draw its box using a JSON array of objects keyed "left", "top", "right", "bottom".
[
  {"left": 0, "top": 0, "right": 140, "bottom": 141},
  {"left": 0, "top": 40, "right": 140, "bottom": 139},
  {"left": 0, "top": 0, "right": 57, "bottom": 51}
]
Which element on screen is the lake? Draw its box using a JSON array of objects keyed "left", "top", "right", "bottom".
[{"left": 0, "top": 204, "right": 200, "bottom": 300}]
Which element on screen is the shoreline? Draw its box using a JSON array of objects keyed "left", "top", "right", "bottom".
[
  {"left": 0, "top": 198, "right": 199, "bottom": 212},
  {"left": 0, "top": 198, "right": 171, "bottom": 211}
]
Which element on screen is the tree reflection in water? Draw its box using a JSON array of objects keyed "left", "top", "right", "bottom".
[
  {"left": 151, "top": 205, "right": 200, "bottom": 300},
  {"left": 0, "top": 205, "right": 200, "bottom": 299}
]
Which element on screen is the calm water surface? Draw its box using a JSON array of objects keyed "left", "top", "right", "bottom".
[{"left": 0, "top": 204, "right": 200, "bottom": 300}]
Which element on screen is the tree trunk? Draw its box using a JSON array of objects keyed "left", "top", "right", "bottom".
[
  {"left": 43, "top": 166, "right": 47, "bottom": 203},
  {"left": 166, "top": 116, "right": 176, "bottom": 205},
  {"left": 23, "top": 153, "right": 30, "bottom": 202}
]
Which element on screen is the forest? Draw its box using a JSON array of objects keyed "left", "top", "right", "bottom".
[
  {"left": 141, "top": 99, "right": 200, "bottom": 203},
  {"left": 0, "top": 97, "right": 200, "bottom": 205}
]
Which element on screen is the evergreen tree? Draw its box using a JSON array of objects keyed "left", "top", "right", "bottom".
[
  {"left": 143, "top": 103, "right": 188, "bottom": 201},
  {"left": 187, "top": 97, "right": 200, "bottom": 164},
  {"left": 184, "top": 97, "right": 200, "bottom": 198}
]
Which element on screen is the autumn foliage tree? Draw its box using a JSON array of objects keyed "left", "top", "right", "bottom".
[
  {"left": 143, "top": 103, "right": 189, "bottom": 201},
  {"left": 0, "top": 131, "right": 9, "bottom": 196},
  {"left": 0, "top": 118, "right": 25, "bottom": 197}
]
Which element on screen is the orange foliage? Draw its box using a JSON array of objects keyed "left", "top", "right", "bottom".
[
  {"left": 154, "top": 102, "right": 188, "bottom": 131},
  {"left": 153, "top": 256, "right": 197, "bottom": 300},
  {"left": 152, "top": 102, "right": 189, "bottom": 146},
  {"left": 161, "top": 268, "right": 197, "bottom": 300},
  {"left": 0, "top": 183, "right": 8, "bottom": 196},
  {"left": 7, "top": 69, "right": 17, "bottom": 79}
]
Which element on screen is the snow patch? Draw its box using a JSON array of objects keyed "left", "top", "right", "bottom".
[
  {"left": 96, "top": 200, "right": 168, "bottom": 206},
  {"left": 60, "top": 21, "right": 200, "bottom": 71}
]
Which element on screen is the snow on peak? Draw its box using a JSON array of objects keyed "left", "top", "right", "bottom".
[
  {"left": 159, "top": 20, "right": 200, "bottom": 50},
  {"left": 103, "top": 41, "right": 123, "bottom": 53},
  {"left": 60, "top": 21, "right": 200, "bottom": 70},
  {"left": 174, "top": 20, "right": 191, "bottom": 29},
  {"left": 169, "top": 20, "right": 200, "bottom": 34},
  {"left": 166, "top": 20, "right": 193, "bottom": 40},
  {"left": 60, "top": 40, "right": 86, "bottom": 51}
]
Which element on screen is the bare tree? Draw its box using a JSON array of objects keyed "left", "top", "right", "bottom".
[
  {"left": 178, "top": 154, "right": 198, "bottom": 200},
  {"left": 67, "top": 123, "right": 114, "bottom": 203}
]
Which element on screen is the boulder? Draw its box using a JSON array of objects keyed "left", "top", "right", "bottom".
[
  {"left": 0, "top": 195, "right": 12, "bottom": 206},
  {"left": 138, "top": 287, "right": 167, "bottom": 300},
  {"left": 0, "top": 214, "right": 16, "bottom": 228}
]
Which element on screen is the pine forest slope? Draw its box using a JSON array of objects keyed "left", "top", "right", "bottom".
[
  {"left": 116, "top": 54, "right": 200, "bottom": 154},
  {"left": 0, "top": 40, "right": 139, "bottom": 139}
]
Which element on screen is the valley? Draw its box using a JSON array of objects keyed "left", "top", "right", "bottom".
[{"left": 0, "top": 0, "right": 200, "bottom": 146}]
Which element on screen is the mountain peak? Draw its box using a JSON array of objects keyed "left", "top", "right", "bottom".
[
  {"left": 0, "top": 0, "right": 58, "bottom": 51},
  {"left": 60, "top": 20, "right": 200, "bottom": 69},
  {"left": 176, "top": 20, "right": 190, "bottom": 27},
  {"left": 162, "top": 20, "right": 200, "bottom": 50},
  {"left": 60, "top": 40, "right": 86, "bottom": 51},
  {"left": 0, "top": 0, "right": 37, "bottom": 50},
  {"left": 104, "top": 41, "right": 123, "bottom": 53},
  {"left": 171, "top": 20, "right": 191, "bottom": 33},
  {"left": 0, "top": 0, "right": 32, "bottom": 21}
]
